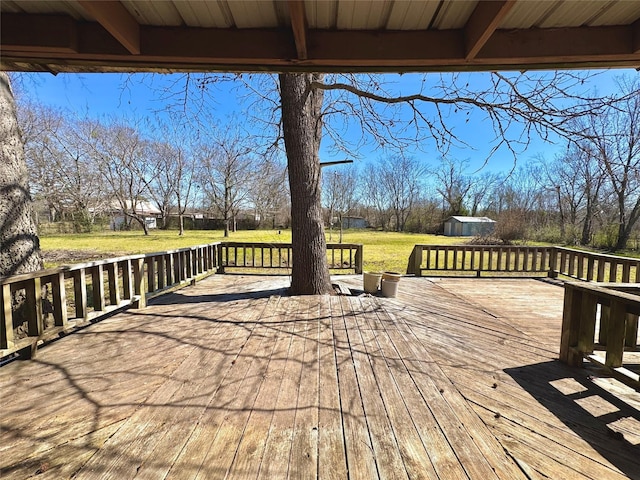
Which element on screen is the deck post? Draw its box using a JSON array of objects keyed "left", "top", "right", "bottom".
[
  {"left": 559, "top": 284, "right": 583, "bottom": 366},
  {"left": 355, "top": 245, "right": 363, "bottom": 274},
  {"left": 414, "top": 246, "right": 423, "bottom": 277}
]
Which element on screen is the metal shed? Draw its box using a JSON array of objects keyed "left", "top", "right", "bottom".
[{"left": 444, "top": 216, "right": 496, "bottom": 237}]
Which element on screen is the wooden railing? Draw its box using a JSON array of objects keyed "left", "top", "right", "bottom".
[
  {"left": 1, "top": 241, "right": 364, "bottom": 360},
  {"left": 1, "top": 243, "right": 220, "bottom": 360},
  {"left": 552, "top": 247, "right": 640, "bottom": 282},
  {"left": 217, "top": 242, "right": 363, "bottom": 274},
  {"left": 407, "top": 245, "right": 553, "bottom": 277},
  {"left": 407, "top": 244, "right": 640, "bottom": 282},
  {"left": 560, "top": 282, "right": 639, "bottom": 387}
]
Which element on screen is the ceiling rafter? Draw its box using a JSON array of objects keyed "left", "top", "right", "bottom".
[
  {"left": 464, "top": 0, "right": 517, "bottom": 61},
  {"left": 287, "top": 0, "right": 308, "bottom": 60},
  {"left": 2, "top": 13, "right": 640, "bottom": 73},
  {"left": 633, "top": 18, "right": 640, "bottom": 54},
  {"left": 77, "top": 1, "right": 140, "bottom": 55}
]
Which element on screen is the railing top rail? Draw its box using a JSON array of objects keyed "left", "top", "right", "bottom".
[
  {"left": 220, "top": 241, "right": 292, "bottom": 247},
  {"left": 140, "top": 242, "right": 221, "bottom": 259},
  {"left": 554, "top": 246, "right": 640, "bottom": 263},
  {"left": 0, "top": 242, "right": 222, "bottom": 285},
  {"left": 412, "top": 244, "right": 551, "bottom": 249},
  {"left": 1, "top": 266, "right": 66, "bottom": 285},
  {"left": 564, "top": 280, "right": 640, "bottom": 305},
  {"left": 220, "top": 242, "right": 361, "bottom": 248}
]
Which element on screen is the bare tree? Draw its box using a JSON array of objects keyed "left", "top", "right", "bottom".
[
  {"left": 1, "top": 72, "right": 42, "bottom": 277},
  {"left": 376, "top": 155, "right": 426, "bottom": 232},
  {"left": 468, "top": 171, "right": 501, "bottom": 217},
  {"left": 323, "top": 165, "right": 358, "bottom": 242},
  {"left": 542, "top": 144, "right": 605, "bottom": 245},
  {"left": 361, "top": 170, "right": 393, "bottom": 231},
  {"left": 433, "top": 157, "right": 473, "bottom": 217},
  {"left": 247, "top": 154, "right": 288, "bottom": 229},
  {"left": 90, "top": 119, "right": 156, "bottom": 235},
  {"left": 578, "top": 77, "right": 640, "bottom": 250},
  {"left": 20, "top": 106, "right": 108, "bottom": 231},
  {"left": 197, "top": 127, "right": 254, "bottom": 237},
  {"left": 147, "top": 118, "right": 198, "bottom": 235}
]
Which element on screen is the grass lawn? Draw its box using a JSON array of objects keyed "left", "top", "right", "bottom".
[{"left": 39, "top": 229, "right": 469, "bottom": 273}]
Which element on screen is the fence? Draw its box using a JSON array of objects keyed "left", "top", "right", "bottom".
[
  {"left": 217, "top": 242, "right": 363, "bottom": 274},
  {"left": 1, "top": 241, "right": 363, "bottom": 360}
]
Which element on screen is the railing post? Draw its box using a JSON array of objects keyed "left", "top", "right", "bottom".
[
  {"left": 559, "top": 284, "right": 583, "bottom": 366},
  {"left": 625, "top": 314, "right": 638, "bottom": 348},
  {"left": 147, "top": 258, "right": 156, "bottom": 292},
  {"left": 132, "top": 258, "right": 146, "bottom": 309},
  {"left": 91, "top": 265, "right": 105, "bottom": 312},
  {"left": 599, "top": 304, "right": 610, "bottom": 345},
  {"left": 105, "top": 263, "right": 120, "bottom": 306},
  {"left": 73, "top": 268, "right": 88, "bottom": 320},
  {"left": 577, "top": 292, "right": 597, "bottom": 354},
  {"left": 548, "top": 247, "right": 558, "bottom": 278},
  {"left": 51, "top": 271, "right": 68, "bottom": 327},
  {"left": 414, "top": 246, "right": 423, "bottom": 277},
  {"left": 217, "top": 244, "right": 225, "bottom": 274},
  {"left": 605, "top": 300, "right": 626, "bottom": 368},
  {"left": 21, "top": 277, "right": 44, "bottom": 358},
  {"left": 121, "top": 259, "right": 133, "bottom": 300},
  {"left": 1, "top": 283, "right": 14, "bottom": 350},
  {"left": 355, "top": 245, "right": 363, "bottom": 274}
]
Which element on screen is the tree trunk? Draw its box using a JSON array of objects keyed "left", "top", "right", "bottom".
[
  {"left": 0, "top": 72, "right": 43, "bottom": 278},
  {"left": 280, "top": 73, "right": 333, "bottom": 295}
]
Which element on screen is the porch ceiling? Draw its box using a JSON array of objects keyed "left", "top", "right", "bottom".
[{"left": 1, "top": 0, "right": 640, "bottom": 74}]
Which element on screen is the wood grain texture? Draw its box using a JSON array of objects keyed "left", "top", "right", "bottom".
[{"left": 1, "top": 274, "right": 638, "bottom": 479}]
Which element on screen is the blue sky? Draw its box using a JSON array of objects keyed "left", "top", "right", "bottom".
[{"left": 13, "top": 68, "right": 637, "bottom": 175}]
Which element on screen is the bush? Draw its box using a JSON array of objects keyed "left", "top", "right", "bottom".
[
  {"left": 466, "top": 235, "right": 511, "bottom": 245},
  {"left": 494, "top": 211, "right": 527, "bottom": 243}
]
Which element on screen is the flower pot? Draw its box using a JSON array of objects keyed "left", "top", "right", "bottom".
[
  {"left": 381, "top": 278, "right": 399, "bottom": 298},
  {"left": 363, "top": 271, "right": 383, "bottom": 293},
  {"left": 382, "top": 271, "right": 402, "bottom": 282}
]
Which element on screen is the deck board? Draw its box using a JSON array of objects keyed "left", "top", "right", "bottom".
[{"left": 1, "top": 274, "right": 639, "bottom": 479}]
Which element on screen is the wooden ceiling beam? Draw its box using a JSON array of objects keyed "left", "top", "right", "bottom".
[
  {"left": 1, "top": 14, "right": 77, "bottom": 53},
  {"left": 2, "top": 14, "right": 639, "bottom": 72},
  {"left": 464, "top": 0, "right": 516, "bottom": 61},
  {"left": 287, "top": 0, "right": 308, "bottom": 60},
  {"left": 77, "top": 1, "right": 140, "bottom": 55},
  {"left": 633, "top": 18, "right": 640, "bottom": 54}
]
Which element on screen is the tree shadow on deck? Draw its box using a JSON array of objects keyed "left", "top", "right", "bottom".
[
  {"left": 149, "top": 287, "right": 290, "bottom": 305},
  {"left": 505, "top": 360, "right": 640, "bottom": 478}
]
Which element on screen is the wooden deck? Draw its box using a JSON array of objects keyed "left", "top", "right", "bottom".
[{"left": 1, "top": 275, "right": 639, "bottom": 479}]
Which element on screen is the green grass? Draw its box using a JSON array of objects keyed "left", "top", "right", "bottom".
[{"left": 40, "top": 229, "right": 469, "bottom": 273}]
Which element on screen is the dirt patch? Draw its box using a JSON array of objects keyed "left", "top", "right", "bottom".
[{"left": 43, "top": 249, "right": 126, "bottom": 266}]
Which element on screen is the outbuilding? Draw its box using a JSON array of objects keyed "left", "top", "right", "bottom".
[{"left": 444, "top": 216, "right": 495, "bottom": 237}]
